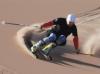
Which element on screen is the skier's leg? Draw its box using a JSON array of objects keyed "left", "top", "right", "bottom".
[
  {"left": 56, "top": 35, "right": 66, "bottom": 46},
  {"left": 31, "top": 33, "right": 56, "bottom": 52}
]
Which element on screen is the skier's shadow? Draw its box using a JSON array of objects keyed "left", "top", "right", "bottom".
[
  {"left": 48, "top": 45, "right": 75, "bottom": 66},
  {"left": 48, "top": 45, "right": 100, "bottom": 69}
]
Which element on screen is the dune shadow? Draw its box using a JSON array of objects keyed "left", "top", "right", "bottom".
[{"left": 47, "top": 45, "right": 100, "bottom": 69}]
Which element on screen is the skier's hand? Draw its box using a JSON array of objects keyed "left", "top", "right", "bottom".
[
  {"left": 40, "top": 25, "right": 43, "bottom": 30},
  {"left": 40, "top": 26, "right": 45, "bottom": 31},
  {"left": 75, "top": 49, "right": 80, "bottom": 54}
]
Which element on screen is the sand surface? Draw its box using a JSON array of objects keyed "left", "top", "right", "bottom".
[{"left": 0, "top": 0, "right": 100, "bottom": 74}]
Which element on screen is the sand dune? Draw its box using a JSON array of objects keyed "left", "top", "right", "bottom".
[{"left": 0, "top": 0, "right": 100, "bottom": 74}]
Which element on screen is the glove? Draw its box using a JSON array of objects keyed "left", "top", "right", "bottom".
[{"left": 75, "top": 49, "right": 80, "bottom": 54}]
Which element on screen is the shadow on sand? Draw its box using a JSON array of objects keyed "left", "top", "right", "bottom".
[{"left": 46, "top": 45, "right": 100, "bottom": 69}]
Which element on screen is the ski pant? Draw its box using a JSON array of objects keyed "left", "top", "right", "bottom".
[{"left": 35, "top": 33, "right": 66, "bottom": 47}]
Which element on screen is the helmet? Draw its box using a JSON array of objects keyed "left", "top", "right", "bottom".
[{"left": 66, "top": 14, "right": 76, "bottom": 24}]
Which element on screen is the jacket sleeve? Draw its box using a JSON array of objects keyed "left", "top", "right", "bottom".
[
  {"left": 41, "top": 18, "right": 60, "bottom": 28},
  {"left": 41, "top": 21, "right": 53, "bottom": 29},
  {"left": 73, "top": 36, "right": 79, "bottom": 49}
]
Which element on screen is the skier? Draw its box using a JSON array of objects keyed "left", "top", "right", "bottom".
[{"left": 31, "top": 14, "right": 79, "bottom": 58}]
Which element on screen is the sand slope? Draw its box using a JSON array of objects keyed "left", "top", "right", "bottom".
[{"left": 0, "top": 0, "right": 100, "bottom": 74}]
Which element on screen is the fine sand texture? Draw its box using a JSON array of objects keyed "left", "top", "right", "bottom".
[{"left": 0, "top": 0, "right": 100, "bottom": 74}]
